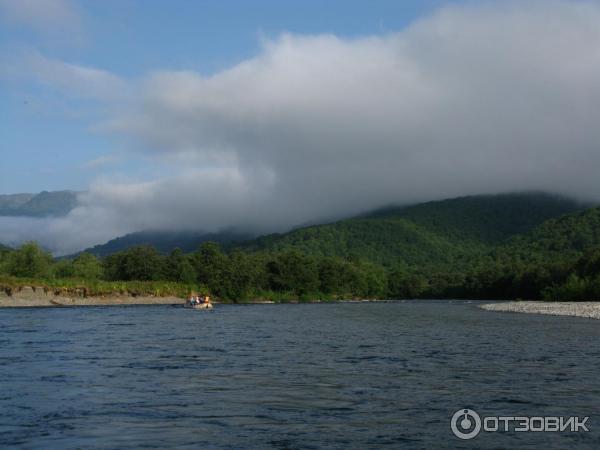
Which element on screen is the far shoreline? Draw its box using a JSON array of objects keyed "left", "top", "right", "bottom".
[
  {"left": 4, "top": 293, "right": 599, "bottom": 318},
  {"left": 0, "top": 296, "right": 397, "bottom": 308},
  {"left": 0, "top": 286, "right": 394, "bottom": 308}
]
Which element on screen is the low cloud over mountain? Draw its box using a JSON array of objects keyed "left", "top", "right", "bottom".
[{"left": 3, "top": 0, "right": 600, "bottom": 254}]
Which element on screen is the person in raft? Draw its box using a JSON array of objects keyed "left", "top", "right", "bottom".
[{"left": 204, "top": 295, "right": 211, "bottom": 304}]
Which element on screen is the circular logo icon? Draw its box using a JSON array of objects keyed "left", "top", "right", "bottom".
[{"left": 451, "top": 408, "right": 482, "bottom": 440}]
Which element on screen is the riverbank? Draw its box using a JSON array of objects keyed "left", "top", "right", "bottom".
[
  {"left": 0, "top": 286, "right": 389, "bottom": 307},
  {"left": 0, "top": 286, "right": 181, "bottom": 307},
  {"left": 480, "top": 301, "right": 600, "bottom": 319}
]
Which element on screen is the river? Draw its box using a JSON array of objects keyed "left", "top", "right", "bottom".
[{"left": 1, "top": 301, "right": 599, "bottom": 449}]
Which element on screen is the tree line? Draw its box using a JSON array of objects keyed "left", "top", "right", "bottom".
[
  {"left": 1, "top": 241, "right": 599, "bottom": 301},
  {"left": 0, "top": 242, "right": 387, "bottom": 301}
]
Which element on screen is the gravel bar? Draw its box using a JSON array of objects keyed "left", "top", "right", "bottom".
[{"left": 480, "top": 301, "right": 600, "bottom": 319}]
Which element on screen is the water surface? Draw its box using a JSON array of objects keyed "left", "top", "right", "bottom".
[{"left": 1, "top": 301, "right": 599, "bottom": 449}]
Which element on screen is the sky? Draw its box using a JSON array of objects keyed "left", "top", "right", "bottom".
[
  {"left": 1, "top": 0, "right": 600, "bottom": 254},
  {"left": 0, "top": 0, "right": 457, "bottom": 193}
]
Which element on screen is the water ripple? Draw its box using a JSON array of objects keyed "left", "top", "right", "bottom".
[{"left": 0, "top": 301, "right": 599, "bottom": 448}]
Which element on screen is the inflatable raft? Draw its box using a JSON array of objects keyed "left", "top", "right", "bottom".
[{"left": 184, "top": 301, "right": 213, "bottom": 309}]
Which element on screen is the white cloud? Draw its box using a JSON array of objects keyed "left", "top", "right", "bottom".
[
  {"left": 24, "top": 51, "right": 128, "bottom": 100},
  {"left": 4, "top": 0, "right": 600, "bottom": 254},
  {"left": 81, "top": 154, "right": 120, "bottom": 169}
]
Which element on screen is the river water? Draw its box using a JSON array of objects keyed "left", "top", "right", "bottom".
[{"left": 0, "top": 301, "right": 599, "bottom": 449}]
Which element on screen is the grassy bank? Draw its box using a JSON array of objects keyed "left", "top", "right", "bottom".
[
  {"left": 0, "top": 276, "right": 201, "bottom": 299},
  {"left": 0, "top": 276, "right": 324, "bottom": 302},
  {"left": 0, "top": 276, "right": 371, "bottom": 304}
]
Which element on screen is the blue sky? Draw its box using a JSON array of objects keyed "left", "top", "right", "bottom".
[{"left": 0, "top": 0, "right": 461, "bottom": 194}]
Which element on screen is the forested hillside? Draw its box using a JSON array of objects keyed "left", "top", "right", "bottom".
[
  {"left": 80, "top": 192, "right": 584, "bottom": 264},
  {"left": 366, "top": 192, "right": 583, "bottom": 244},
  {"left": 497, "top": 208, "right": 600, "bottom": 263},
  {"left": 2, "top": 192, "right": 599, "bottom": 302},
  {"left": 239, "top": 193, "right": 584, "bottom": 268},
  {"left": 85, "top": 230, "right": 251, "bottom": 257},
  {"left": 463, "top": 207, "right": 600, "bottom": 301}
]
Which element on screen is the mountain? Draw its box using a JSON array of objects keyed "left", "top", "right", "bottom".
[
  {"left": 496, "top": 206, "right": 600, "bottom": 263},
  {"left": 0, "top": 243, "right": 11, "bottom": 253},
  {"left": 0, "top": 191, "right": 79, "bottom": 217},
  {"left": 0, "top": 193, "right": 34, "bottom": 211},
  {"left": 365, "top": 192, "right": 583, "bottom": 245},
  {"left": 77, "top": 192, "right": 587, "bottom": 269},
  {"left": 237, "top": 193, "right": 586, "bottom": 267},
  {"left": 83, "top": 230, "right": 253, "bottom": 257},
  {"left": 7, "top": 191, "right": 600, "bottom": 302}
]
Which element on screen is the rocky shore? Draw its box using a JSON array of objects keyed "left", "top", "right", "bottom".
[
  {"left": 0, "top": 286, "right": 181, "bottom": 308},
  {"left": 480, "top": 301, "right": 600, "bottom": 320}
]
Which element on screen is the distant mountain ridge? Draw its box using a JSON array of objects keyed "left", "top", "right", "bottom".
[
  {"left": 235, "top": 192, "right": 586, "bottom": 267},
  {"left": 4, "top": 191, "right": 600, "bottom": 303},
  {"left": 0, "top": 191, "right": 79, "bottom": 217},
  {"left": 363, "top": 192, "right": 584, "bottom": 245},
  {"left": 79, "top": 192, "right": 588, "bottom": 267},
  {"left": 497, "top": 206, "right": 600, "bottom": 262},
  {"left": 84, "top": 230, "right": 253, "bottom": 257}
]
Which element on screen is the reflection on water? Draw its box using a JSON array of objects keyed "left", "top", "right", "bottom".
[{"left": 0, "top": 301, "right": 599, "bottom": 449}]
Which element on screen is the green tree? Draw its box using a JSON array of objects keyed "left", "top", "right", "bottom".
[
  {"left": 543, "top": 273, "right": 588, "bottom": 301},
  {"left": 388, "top": 266, "right": 426, "bottom": 299},
  {"left": 52, "top": 259, "right": 74, "bottom": 278},
  {"left": 6, "top": 242, "right": 53, "bottom": 278},
  {"left": 192, "top": 242, "right": 230, "bottom": 296},
  {"left": 72, "top": 252, "right": 103, "bottom": 280},
  {"left": 266, "top": 250, "right": 320, "bottom": 297},
  {"left": 103, "top": 246, "right": 166, "bottom": 281},
  {"left": 165, "top": 248, "right": 196, "bottom": 284},
  {"left": 218, "top": 250, "right": 262, "bottom": 300}
]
